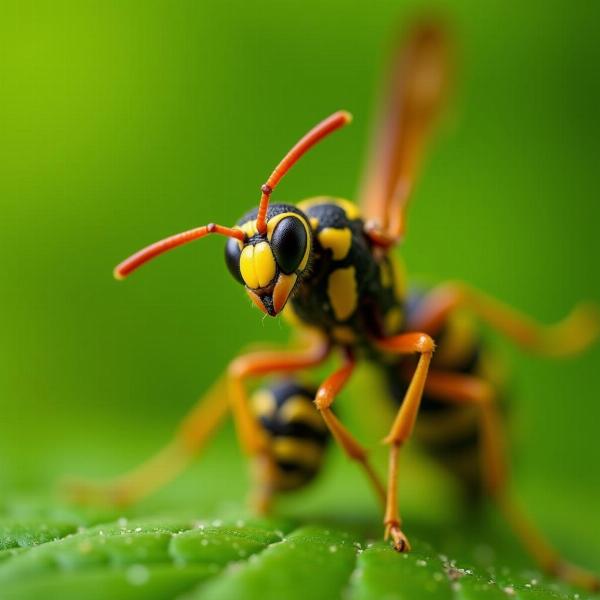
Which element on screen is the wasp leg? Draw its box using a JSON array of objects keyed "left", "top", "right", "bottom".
[
  {"left": 64, "top": 376, "right": 230, "bottom": 507},
  {"left": 374, "top": 332, "right": 435, "bottom": 552},
  {"left": 227, "top": 331, "right": 331, "bottom": 513},
  {"left": 313, "top": 348, "right": 386, "bottom": 508},
  {"left": 408, "top": 281, "right": 599, "bottom": 358},
  {"left": 424, "top": 370, "right": 600, "bottom": 592},
  {"left": 66, "top": 332, "right": 329, "bottom": 508}
]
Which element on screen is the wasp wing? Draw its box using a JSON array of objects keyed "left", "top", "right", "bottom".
[{"left": 359, "top": 20, "right": 452, "bottom": 245}]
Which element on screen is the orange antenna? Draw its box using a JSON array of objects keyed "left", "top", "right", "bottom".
[
  {"left": 114, "top": 223, "right": 244, "bottom": 280},
  {"left": 256, "top": 110, "right": 352, "bottom": 234}
]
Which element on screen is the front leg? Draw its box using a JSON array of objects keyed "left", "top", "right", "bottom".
[
  {"left": 313, "top": 348, "right": 386, "bottom": 507},
  {"left": 227, "top": 331, "right": 331, "bottom": 511},
  {"left": 374, "top": 332, "right": 435, "bottom": 551},
  {"left": 65, "top": 332, "right": 329, "bottom": 509}
]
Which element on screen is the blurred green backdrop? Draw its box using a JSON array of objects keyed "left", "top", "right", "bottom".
[{"left": 1, "top": 0, "right": 599, "bottom": 569}]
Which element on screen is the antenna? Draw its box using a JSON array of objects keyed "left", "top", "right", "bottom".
[
  {"left": 114, "top": 223, "right": 244, "bottom": 279},
  {"left": 255, "top": 110, "right": 352, "bottom": 234}
]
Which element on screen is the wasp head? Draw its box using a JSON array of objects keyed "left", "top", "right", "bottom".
[
  {"left": 225, "top": 204, "right": 311, "bottom": 316},
  {"left": 113, "top": 111, "right": 350, "bottom": 319}
]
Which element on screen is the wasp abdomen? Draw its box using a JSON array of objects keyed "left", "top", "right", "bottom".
[{"left": 251, "top": 380, "right": 329, "bottom": 492}]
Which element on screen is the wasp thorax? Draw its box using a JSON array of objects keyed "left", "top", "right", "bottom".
[{"left": 224, "top": 206, "right": 312, "bottom": 316}]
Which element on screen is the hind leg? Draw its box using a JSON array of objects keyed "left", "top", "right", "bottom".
[
  {"left": 64, "top": 376, "right": 231, "bottom": 506},
  {"left": 424, "top": 370, "right": 599, "bottom": 592},
  {"left": 66, "top": 332, "right": 330, "bottom": 508},
  {"left": 408, "top": 281, "right": 599, "bottom": 357}
]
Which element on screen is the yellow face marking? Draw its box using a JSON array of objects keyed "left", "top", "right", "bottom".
[
  {"left": 332, "top": 325, "right": 356, "bottom": 344},
  {"left": 384, "top": 307, "right": 403, "bottom": 336},
  {"left": 271, "top": 437, "right": 323, "bottom": 468},
  {"left": 240, "top": 245, "right": 258, "bottom": 288},
  {"left": 309, "top": 217, "right": 319, "bottom": 231},
  {"left": 327, "top": 266, "right": 357, "bottom": 322},
  {"left": 279, "top": 396, "right": 326, "bottom": 432},
  {"left": 253, "top": 242, "right": 276, "bottom": 288},
  {"left": 318, "top": 227, "right": 352, "bottom": 261},
  {"left": 251, "top": 389, "right": 277, "bottom": 419},
  {"left": 237, "top": 220, "right": 258, "bottom": 246},
  {"left": 240, "top": 242, "right": 276, "bottom": 289},
  {"left": 266, "top": 211, "right": 311, "bottom": 272}
]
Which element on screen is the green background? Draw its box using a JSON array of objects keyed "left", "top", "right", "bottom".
[{"left": 1, "top": 0, "right": 599, "bottom": 578}]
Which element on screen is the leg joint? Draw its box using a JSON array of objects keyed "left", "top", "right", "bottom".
[
  {"left": 314, "top": 388, "right": 330, "bottom": 411},
  {"left": 416, "top": 333, "right": 435, "bottom": 354}
]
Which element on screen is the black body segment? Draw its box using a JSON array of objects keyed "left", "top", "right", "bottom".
[
  {"left": 251, "top": 379, "right": 330, "bottom": 492},
  {"left": 289, "top": 197, "right": 405, "bottom": 347}
]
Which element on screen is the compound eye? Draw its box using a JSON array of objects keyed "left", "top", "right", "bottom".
[
  {"left": 224, "top": 237, "right": 244, "bottom": 284},
  {"left": 271, "top": 216, "right": 307, "bottom": 275}
]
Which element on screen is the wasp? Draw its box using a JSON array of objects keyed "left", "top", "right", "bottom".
[{"left": 71, "top": 21, "right": 599, "bottom": 591}]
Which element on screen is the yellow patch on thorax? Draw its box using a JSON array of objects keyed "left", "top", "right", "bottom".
[
  {"left": 298, "top": 197, "right": 362, "bottom": 220},
  {"left": 327, "top": 266, "right": 358, "bottom": 322},
  {"left": 318, "top": 227, "right": 352, "bottom": 260}
]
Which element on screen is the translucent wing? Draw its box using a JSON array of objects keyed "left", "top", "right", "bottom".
[{"left": 359, "top": 20, "right": 452, "bottom": 246}]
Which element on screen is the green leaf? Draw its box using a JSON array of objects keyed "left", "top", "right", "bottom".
[{"left": 0, "top": 513, "right": 596, "bottom": 600}]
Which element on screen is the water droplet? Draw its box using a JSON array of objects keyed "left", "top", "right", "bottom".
[
  {"left": 502, "top": 586, "right": 515, "bottom": 596},
  {"left": 329, "top": 545, "right": 338, "bottom": 553},
  {"left": 118, "top": 517, "right": 128, "bottom": 527},
  {"left": 416, "top": 559, "right": 427, "bottom": 567},
  {"left": 134, "top": 527, "right": 142, "bottom": 533}
]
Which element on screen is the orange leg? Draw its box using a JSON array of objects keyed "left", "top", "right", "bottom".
[
  {"left": 374, "top": 332, "right": 435, "bottom": 551},
  {"left": 313, "top": 349, "right": 386, "bottom": 508},
  {"left": 64, "top": 376, "right": 230, "bottom": 506},
  {"left": 66, "top": 332, "right": 330, "bottom": 509},
  {"left": 227, "top": 332, "right": 331, "bottom": 511},
  {"left": 408, "top": 281, "right": 599, "bottom": 357},
  {"left": 424, "top": 370, "right": 600, "bottom": 592}
]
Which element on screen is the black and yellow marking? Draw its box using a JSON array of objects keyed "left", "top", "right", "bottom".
[
  {"left": 250, "top": 379, "right": 329, "bottom": 492},
  {"left": 290, "top": 197, "right": 406, "bottom": 344}
]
